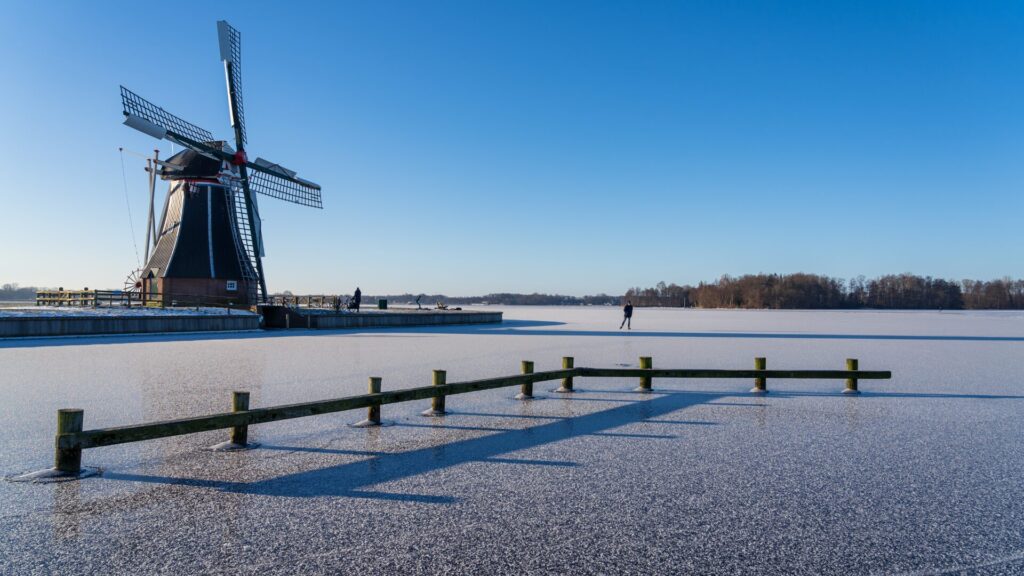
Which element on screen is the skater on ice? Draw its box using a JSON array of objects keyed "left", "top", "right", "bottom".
[{"left": 619, "top": 300, "right": 633, "bottom": 330}]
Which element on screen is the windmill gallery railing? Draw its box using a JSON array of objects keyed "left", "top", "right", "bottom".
[{"left": 44, "top": 357, "right": 891, "bottom": 476}]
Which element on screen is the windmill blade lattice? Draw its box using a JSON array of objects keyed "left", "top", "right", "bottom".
[
  {"left": 121, "top": 86, "right": 215, "bottom": 145},
  {"left": 247, "top": 162, "right": 323, "bottom": 208},
  {"left": 217, "top": 21, "right": 246, "bottom": 147}
]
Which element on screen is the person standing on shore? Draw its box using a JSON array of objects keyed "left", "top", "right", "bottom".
[
  {"left": 619, "top": 300, "right": 633, "bottom": 330},
  {"left": 352, "top": 287, "right": 362, "bottom": 311}
]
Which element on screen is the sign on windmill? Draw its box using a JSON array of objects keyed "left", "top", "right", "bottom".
[{"left": 120, "top": 20, "right": 322, "bottom": 308}]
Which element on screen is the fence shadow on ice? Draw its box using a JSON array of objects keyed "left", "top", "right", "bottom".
[{"left": 102, "top": 390, "right": 725, "bottom": 503}]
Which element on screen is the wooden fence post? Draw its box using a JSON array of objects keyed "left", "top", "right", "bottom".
[
  {"left": 422, "top": 370, "right": 447, "bottom": 416},
  {"left": 368, "top": 377, "right": 382, "bottom": 423},
  {"left": 555, "top": 357, "right": 575, "bottom": 393},
  {"left": 751, "top": 357, "right": 768, "bottom": 394},
  {"left": 844, "top": 359, "right": 859, "bottom": 394},
  {"left": 230, "top": 391, "right": 250, "bottom": 446},
  {"left": 54, "top": 409, "right": 84, "bottom": 474},
  {"left": 516, "top": 360, "right": 535, "bottom": 399},
  {"left": 636, "top": 356, "right": 653, "bottom": 392}
]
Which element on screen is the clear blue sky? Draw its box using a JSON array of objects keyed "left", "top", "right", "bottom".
[{"left": 1, "top": 1, "right": 1021, "bottom": 296}]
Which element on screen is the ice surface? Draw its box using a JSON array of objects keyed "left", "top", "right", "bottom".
[{"left": 1, "top": 307, "right": 1023, "bottom": 575}]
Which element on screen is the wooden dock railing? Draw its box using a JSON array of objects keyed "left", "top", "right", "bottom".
[
  {"left": 48, "top": 356, "right": 891, "bottom": 476},
  {"left": 35, "top": 290, "right": 105, "bottom": 307},
  {"left": 36, "top": 289, "right": 249, "bottom": 310},
  {"left": 268, "top": 294, "right": 343, "bottom": 309}
]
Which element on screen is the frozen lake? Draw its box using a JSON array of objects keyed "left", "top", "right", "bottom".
[{"left": 2, "top": 307, "right": 1023, "bottom": 575}]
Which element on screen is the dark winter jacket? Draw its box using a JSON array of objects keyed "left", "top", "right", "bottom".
[{"left": 623, "top": 304, "right": 633, "bottom": 318}]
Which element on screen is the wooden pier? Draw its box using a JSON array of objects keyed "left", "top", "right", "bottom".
[{"left": 260, "top": 306, "right": 502, "bottom": 330}]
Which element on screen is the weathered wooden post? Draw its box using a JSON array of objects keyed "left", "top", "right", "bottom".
[
  {"left": 355, "top": 377, "right": 384, "bottom": 426},
  {"left": 368, "top": 377, "right": 382, "bottom": 423},
  {"left": 54, "top": 409, "right": 84, "bottom": 474},
  {"left": 751, "top": 357, "right": 768, "bottom": 394},
  {"left": 516, "top": 360, "right": 535, "bottom": 399},
  {"left": 555, "top": 356, "right": 575, "bottom": 393},
  {"left": 230, "top": 391, "right": 250, "bottom": 446},
  {"left": 422, "top": 370, "right": 447, "bottom": 416},
  {"left": 844, "top": 358, "right": 860, "bottom": 394},
  {"left": 636, "top": 356, "right": 653, "bottom": 392}
]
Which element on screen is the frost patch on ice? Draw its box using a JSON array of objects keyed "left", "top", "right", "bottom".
[
  {"left": 6, "top": 467, "right": 101, "bottom": 483},
  {"left": 206, "top": 441, "right": 261, "bottom": 452},
  {"left": 349, "top": 419, "right": 395, "bottom": 428}
]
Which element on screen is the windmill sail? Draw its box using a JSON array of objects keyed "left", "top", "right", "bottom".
[
  {"left": 121, "top": 87, "right": 216, "bottom": 154},
  {"left": 217, "top": 20, "right": 246, "bottom": 146},
  {"left": 247, "top": 161, "right": 323, "bottom": 209}
]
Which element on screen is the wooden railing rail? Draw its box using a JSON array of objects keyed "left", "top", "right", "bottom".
[{"left": 577, "top": 368, "right": 890, "bottom": 379}]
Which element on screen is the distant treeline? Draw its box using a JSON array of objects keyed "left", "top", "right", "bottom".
[
  {"left": 624, "top": 274, "right": 1024, "bottom": 310},
  {"left": 414, "top": 292, "right": 620, "bottom": 306},
  {"left": 278, "top": 291, "right": 621, "bottom": 306},
  {"left": 15, "top": 275, "right": 1024, "bottom": 309},
  {"left": 0, "top": 283, "right": 38, "bottom": 301}
]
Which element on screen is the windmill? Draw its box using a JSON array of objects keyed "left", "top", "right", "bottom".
[{"left": 121, "top": 20, "right": 321, "bottom": 306}]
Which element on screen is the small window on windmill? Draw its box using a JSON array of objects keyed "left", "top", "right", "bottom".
[{"left": 226, "top": 280, "right": 238, "bottom": 292}]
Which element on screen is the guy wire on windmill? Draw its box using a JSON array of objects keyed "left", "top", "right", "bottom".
[{"left": 120, "top": 20, "right": 322, "bottom": 308}]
